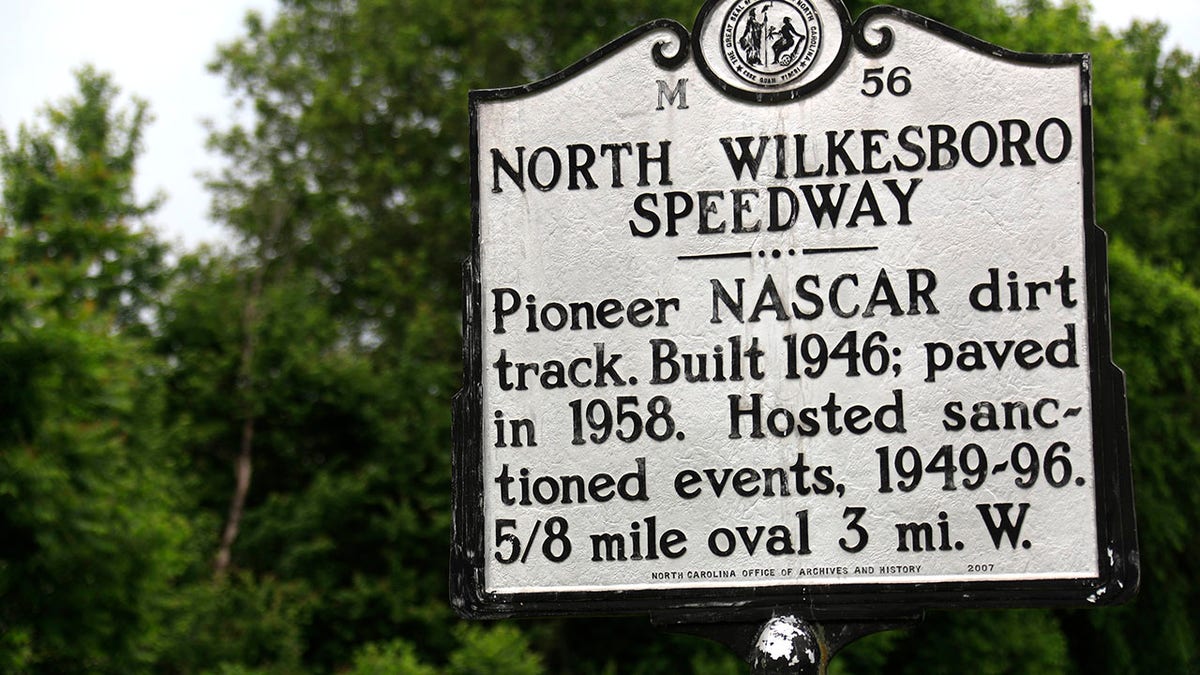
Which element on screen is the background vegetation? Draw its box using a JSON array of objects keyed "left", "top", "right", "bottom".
[{"left": 1, "top": 0, "right": 1196, "bottom": 672}]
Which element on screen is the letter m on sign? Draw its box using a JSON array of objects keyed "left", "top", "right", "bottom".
[{"left": 657, "top": 79, "right": 689, "bottom": 110}]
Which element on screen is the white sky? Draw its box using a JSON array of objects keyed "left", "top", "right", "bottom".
[
  {"left": 0, "top": 0, "right": 1196, "bottom": 251},
  {"left": 0, "top": 0, "right": 277, "bottom": 250}
]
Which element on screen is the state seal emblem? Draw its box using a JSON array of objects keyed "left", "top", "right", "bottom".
[{"left": 721, "top": 0, "right": 822, "bottom": 87}]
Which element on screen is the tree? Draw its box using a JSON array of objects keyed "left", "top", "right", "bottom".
[
  {"left": 1, "top": 65, "right": 167, "bottom": 332},
  {"left": 0, "top": 67, "right": 187, "bottom": 673}
]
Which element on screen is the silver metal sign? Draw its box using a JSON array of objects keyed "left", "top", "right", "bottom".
[{"left": 452, "top": 0, "right": 1137, "bottom": 619}]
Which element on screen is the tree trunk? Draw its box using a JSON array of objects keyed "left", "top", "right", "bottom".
[
  {"left": 213, "top": 206, "right": 286, "bottom": 577},
  {"left": 214, "top": 416, "right": 255, "bottom": 575}
]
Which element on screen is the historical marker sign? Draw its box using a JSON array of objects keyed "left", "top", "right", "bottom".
[{"left": 452, "top": 0, "right": 1137, "bottom": 619}]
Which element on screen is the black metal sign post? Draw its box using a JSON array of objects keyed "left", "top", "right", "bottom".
[{"left": 452, "top": 1, "right": 1138, "bottom": 670}]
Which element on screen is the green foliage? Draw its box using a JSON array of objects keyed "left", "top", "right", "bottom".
[
  {"left": 345, "top": 624, "right": 544, "bottom": 675},
  {"left": 2, "top": 1, "right": 1199, "bottom": 674},
  {"left": 156, "top": 572, "right": 316, "bottom": 674},
  {"left": 349, "top": 639, "right": 440, "bottom": 675},
  {"left": 826, "top": 628, "right": 900, "bottom": 675},
  {"left": 155, "top": 246, "right": 461, "bottom": 670},
  {"left": 690, "top": 656, "right": 746, "bottom": 675},
  {"left": 0, "top": 69, "right": 187, "bottom": 673},
  {"left": 446, "top": 624, "right": 544, "bottom": 675},
  {"left": 1, "top": 66, "right": 166, "bottom": 333},
  {"left": 885, "top": 610, "right": 1070, "bottom": 675},
  {"left": 1094, "top": 240, "right": 1200, "bottom": 674}
]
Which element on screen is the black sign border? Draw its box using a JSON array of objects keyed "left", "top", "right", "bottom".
[{"left": 452, "top": 4, "right": 1139, "bottom": 621}]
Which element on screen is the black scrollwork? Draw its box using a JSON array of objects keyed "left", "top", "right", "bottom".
[
  {"left": 650, "top": 19, "right": 691, "bottom": 70},
  {"left": 854, "top": 11, "right": 895, "bottom": 57}
]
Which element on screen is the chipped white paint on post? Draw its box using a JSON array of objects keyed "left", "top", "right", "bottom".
[{"left": 753, "top": 616, "right": 821, "bottom": 674}]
